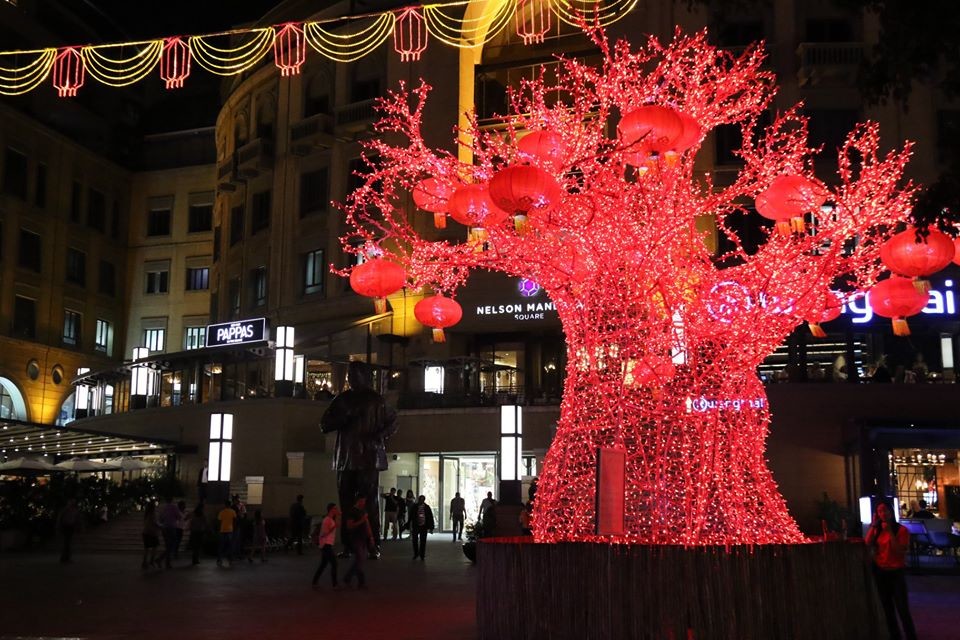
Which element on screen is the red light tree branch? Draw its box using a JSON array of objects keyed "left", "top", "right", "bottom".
[{"left": 337, "top": 29, "right": 916, "bottom": 545}]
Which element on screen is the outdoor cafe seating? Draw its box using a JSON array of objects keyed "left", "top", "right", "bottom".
[{"left": 900, "top": 518, "right": 960, "bottom": 566}]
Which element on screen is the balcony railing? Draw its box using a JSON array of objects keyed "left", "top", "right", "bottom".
[
  {"left": 334, "top": 99, "right": 377, "bottom": 131},
  {"left": 796, "top": 42, "right": 864, "bottom": 86}
]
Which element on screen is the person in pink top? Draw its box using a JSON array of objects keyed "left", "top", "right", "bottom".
[
  {"left": 312, "top": 503, "right": 340, "bottom": 588},
  {"left": 865, "top": 502, "right": 917, "bottom": 640}
]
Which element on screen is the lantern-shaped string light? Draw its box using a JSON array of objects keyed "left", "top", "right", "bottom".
[
  {"left": 880, "top": 227, "right": 955, "bottom": 293},
  {"left": 412, "top": 177, "right": 456, "bottom": 228},
  {"left": 515, "top": 0, "right": 551, "bottom": 45},
  {"left": 448, "top": 183, "right": 510, "bottom": 244},
  {"left": 755, "top": 174, "right": 827, "bottom": 235},
  {"left": 274, "top": 23, "right": 306, "bottom": 76},
  {"left": 488, "top": 165, "right": 562, "bottom": 233},
  {"left": 868, "top": 276, "right": 930, "bottom": 336},
  {"left": 805, "top": 290, "right": 844, "bottom": 338},
  {"left": 517, "top": 130, "right": 569, "bottom": 174},
  {"left": 394, "top": 7, "right": 428, "bottom": 62},
  {"left": 349, "top": 258, "right": 406, "bottom": 313},
  {"left": 414, "top": 294, "right": 463, "bottom": 342},
  {"left": 52, "top": 47, "right": 85, "bottom": 97},
  {"left": 160, "top": 37, "right": 191, "bottom": 89}
]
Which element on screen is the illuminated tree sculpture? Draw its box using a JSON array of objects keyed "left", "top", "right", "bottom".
[{"left": 338, "top": 30, "right": 916, "bottom": 545}]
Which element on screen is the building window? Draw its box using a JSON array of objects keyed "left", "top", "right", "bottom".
[
  {"left": 213, "top": 226, "right": 222, "bottom": 262},
  {"left": 186, "top": 266, "right": 209, "bottom": 291},
  {"left": 228, "top": 277, "right": 241, "bottom": 318},
  {"left": 95, "top": 319, "right": 112, "bottom": 354},
  {"left": 300, "top": 169, "right": 329, "bottom": 217},
  {"left": 804, "top": 18, "right": 854, "bottom": 43},
  {"left": 65, "top": 247, "right": 86, "bottom": 286},
  {"left": 184, "top": 326, "right": 206, "bottom": 350},
  {"left": 99, "top": 260, "right": 116, "bottom": 296},
  {"left": 806, "top": 109, "right": 860, "bottom": 156},
  {"left": 87, "top": 188, "right": 106, "bottom": 232},
  {"left": 251, "top": 266, "right": 267, "bottom": 307},
  {"left": 111, "top": 200, "right": 121, "bottom": 239},
  {"left": 143, "top": 327, "right": 165, "bottom": 352},
  {"left": 188, "top": 194, "right": 214, "bottom": 232},
  {"left": 304, "top": 249, "right": 324, "bottom": 295},
  {"left": 145, "top": 266, "right": 170, "bottom": 294},
  {"left": 13, "top": 296, "right": 36, "bottom": 339},
  {"left": 715, "top": 112, "right": 771, "bottom": 166},
  {"left": 251, "top": 190, "right": 271, "bottom": 234},
  {"left": 18, "top": 229, "right": 41, "bottom": 272},
  {"left": 230, "top": 205, "right": 244, "bottom": 246},
  {"left": 62, "top": 310, "right": 81, "bottom": 346},
  {"left": 424, "top": 366, "right": 444, "bottom": 393},
  {"left": 146, "top": 196, "right": 172, "bottom": 237},
  {"left": 34, "top": 163, "right": 47, "bottom": 208},
  {"left": 70, "top": 181, "right": 82, "bottom": 223},
  {"left": 3, "top": 148, "right": 28, "bottom": 199}
]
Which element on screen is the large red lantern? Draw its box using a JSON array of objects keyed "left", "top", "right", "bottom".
[
  {"left": 489, "top": 165, "right": 562, "bottom": 233},
  {"left": 349, "top": 258, "right": 406, "bottom": 313},
  {"left": 618, "top": 106, "right": 683, "bottom": 161},
  {"left": 953, "top": 236, "right": 960, "bottom": 266},
  {"left": 517, "top": 131, "right": 568, "bottom": 174},
  {"left": 805, "top": 290, "right": 844, "bottom": 338},
  {"left": 274, "top": 23, "right": 306, "bottom": 76},
  {"left": 412, "top": 178, "right": 456, "bottom": 229},
  {"left": 394, "top": 7, "right": 428, "bottom": 62},
  {"left": 880, "top": 227, "right": 955, "bottom": 292},
  {"left": 414, "top": 295, "right": 463, "bottom": 342},
  {"left": 662, "top": 112, "right": 702, "bottom": 165},
  {"left": 52, "top": 47, "right": 84, "bottom": 97},
  {"left": 448, "top": 184, "right": 509, "bottom": 230},
  {"left": 868, "top": 276, "right": 930, "bottom": 336},
  {"left": 755, "top": 174, "right": 827, "bottom": 235},
  {"left": 160, "top": 37, "right": 191, "bottom": 89}
]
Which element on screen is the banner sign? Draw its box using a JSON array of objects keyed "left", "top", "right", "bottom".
[{"left": 205, "top": 318, "right": 268, "bottom": 348}]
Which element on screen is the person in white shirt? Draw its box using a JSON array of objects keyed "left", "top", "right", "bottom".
[{"left": 312, "top": 503, "right": 340, "bottom": 587}]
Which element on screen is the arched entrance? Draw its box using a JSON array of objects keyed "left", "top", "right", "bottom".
[{"left": 0, "top": 376, "right": 28, "bottom": 421}]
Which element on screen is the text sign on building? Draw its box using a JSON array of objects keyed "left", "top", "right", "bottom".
[{"left": 205, "top": 318, "right": 268, "bottom": 348}]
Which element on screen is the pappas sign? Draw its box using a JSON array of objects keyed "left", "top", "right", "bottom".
[{"left": 205, "top": 318, "right": 268, "bottom": 348}]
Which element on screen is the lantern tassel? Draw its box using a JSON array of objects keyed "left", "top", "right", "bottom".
[
  {"left": 514, "top": 214, "right": 529, "bottom": 235},
  {"left": 892, "top": 317, "right": 911, "bottom": 336},
  {"left": 433, "top": 212, "right": 447, "bottom": 229},
  {"left": 913, "top": 278, "right": 930, "bottom": 294},
  {"left": 431, "top": 328, "right": 446, "bottom": 343},
  {"left": 374, "top": 298, "right": 387, "bottom": 314},
  {"left": 663, "top": 150, "right": 680, "bottom": 167},
  {"left": 808, "top": 322, "right": 826, "bottom": 338},
  {"left": 791, "top": 216, "right": 806, "bottom": 233},
  {"left": 776, "top": 221, "right": 792, "bottom": 236}
]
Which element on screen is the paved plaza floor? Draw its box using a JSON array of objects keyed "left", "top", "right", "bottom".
[{"left": 1, "top": 536, "right": 958, "bottom": 639}]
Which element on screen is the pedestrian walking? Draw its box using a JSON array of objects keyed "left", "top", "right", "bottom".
[
  {"left": 189, "top": 504, "right": 206, "bottom": 565},
  {"left": 312, "top": 503, "right": 340, "bottom": 587},
  {"left": 478, "top": 491, "right": 496, "bottom": 521},
  {"left": 396, "top": 490, "right": 408, "bottom": 539},
  {"left": 197, "top": 459, "right": 208, "bottom": 502},
  {"left": 399, "top": 489, "right": 416, "bottom": 537},
  {"left": 174, "top": 500, "right": 188, "bottom": 558},
  {"left": 343, "top": 496, "right": 374, "bottom": 589},
  {"left": 287, "top": 494, "right": 307, "bottom": 554},
  {"left": 449, "top": 492, "right": 466, "bottom": 542},
  {"left": 382, "top": 488, "right": 399, "bottom": 540},
  {"left": 141, "top": 502, "right": 161, "bottom": 569},
  {"left": 57, "top": 498, "right": 80, "bottom": 563},
  {"left": 249, "top": 509, "right": 268, "bottom": 563},
  {"left": 866, "top": 501, "right": 918, "bottom": 640},
  {"left": 410, "top": 495, "right": 435, "bottom": 560},
  {"left": 156, "top": 496, "right": 180, "bottom": 569},
  {"left": 217, "top": 500, "right": 237, "bottom": 567}
]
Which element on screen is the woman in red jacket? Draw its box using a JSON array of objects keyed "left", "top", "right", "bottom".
[{"left": 865, "top": 502, "right": 917, "bottom": 640}]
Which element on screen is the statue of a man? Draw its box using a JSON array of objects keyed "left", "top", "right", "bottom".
[{"left": 320, "top": 361, "right": 397, "bottom": 551}]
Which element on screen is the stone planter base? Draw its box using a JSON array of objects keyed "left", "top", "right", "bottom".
[{"left": 477, "top": 538, "right": 885, "bottom": 640}]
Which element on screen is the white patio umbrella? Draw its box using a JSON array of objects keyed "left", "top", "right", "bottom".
[
  {"left": 0, "top": 456, "right": 58, "bottom": 473},
  {"left": 104, "top": 456, "right": 153, "bottom": 471},
  {"left": 54, "top": 458, "right": 119, "bottom": 472}
]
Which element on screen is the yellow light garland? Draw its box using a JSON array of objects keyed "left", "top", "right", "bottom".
[
  {"left": 82, "top": 40, "right": 162, "bottom": 87},
  {"left": 424, "top": 0, "right": 513, "bottom": 48},
  {"left": 550, "top": 0, "right": 640, "bottom": 29},
  {"left": 189, "top": 28, "right": 275, "bottom": 76},
  {"left": 304, "top": 12, "right": 396, "bottom": 63},
  {"left": 0, "top": 48, "right": 56, "bottom": 95}
]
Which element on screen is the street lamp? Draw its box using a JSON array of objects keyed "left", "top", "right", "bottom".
[
  {"left": 500, "top": 404, "right": 523, "bottom": 505},
  {"left": 275, "top": 326, "right": 295, "bottom": 396}
]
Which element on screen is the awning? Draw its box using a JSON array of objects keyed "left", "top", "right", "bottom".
[{"left": 0, "top": 418, "right": 179, "bottom": 461}]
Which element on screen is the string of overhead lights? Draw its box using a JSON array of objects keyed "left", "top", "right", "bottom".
[{"left": 0, "top": 0, "right": 639, "bottom": 96}]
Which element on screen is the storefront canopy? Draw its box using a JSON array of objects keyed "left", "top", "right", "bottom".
[{"left": 0, "top": 418, "right": 178, "bottom": 461}]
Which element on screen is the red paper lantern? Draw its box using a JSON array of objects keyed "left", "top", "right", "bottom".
[
  {"left": 394, "top": 7, "right": 428, "bottom": 61},
  {"left": 953, "top": 236, "right": 960, "bottom": 266},
  {"left": 755, "top": 174, "right": 826, "bottom": 235},
  {"left": 515, "top": 0, "right": 551, "bottom": 45},
  {"left": 412, "top": 178, "right": 455, "bottom": 229},
  {"left": 160, "top": 37, "right": 191, "bottom": 89},
  {"left": 274, "top": 23, "right": 306, "bottom": 76},
  {"left": 618, "top": 106, "right": 683, "bottom": 159},
  {"left": 805, "top": 291, "right": 844, "bottom": 338},
  {"left": 880, "top": 227, "right": 955, "bottom": 292},
  {"left": 489, "top": 165, "right": 562, "bottom": 233},
  {"left": 52, "top": 47, "right": 84, "bottom": 97},
  {"left": 868, "top": 276, "right": 930, "bottom": 336},
  {"left": 517, "top": 131, "right": 568, "bottom": 174},
  {"left": 447, "top": 184, "right": 509, "bottom": 229},
  {"left": 414, "top": 295, "right": 463, "bottom": 342},
  {"left": 349, "top": 258, "right": 406, "bottom": 313},
  {"left": 662, "top": 112, "right": 702, "bottom": 165}
]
